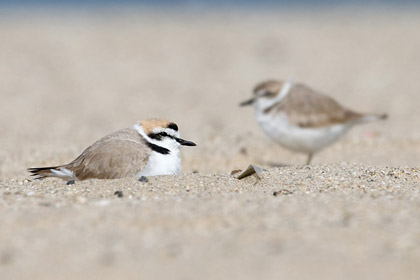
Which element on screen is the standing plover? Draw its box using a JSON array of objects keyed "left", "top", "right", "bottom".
[
  {"left": 240, "top": 80, "right": 387, "bottom": 164},
  {"left": 28, "top": 119, "right": 196, "bottom": 184}
]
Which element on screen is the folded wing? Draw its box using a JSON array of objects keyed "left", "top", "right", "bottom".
[
  {"left": 267, "top": 83, "right": 364, "bottom": 128},
  {"left": 66, "top": 128, "right": 149, "bottom": 180}
]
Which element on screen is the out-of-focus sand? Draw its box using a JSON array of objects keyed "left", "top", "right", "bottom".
[{"left": 0, "top": 7, "right": 419, "bottom": 279}]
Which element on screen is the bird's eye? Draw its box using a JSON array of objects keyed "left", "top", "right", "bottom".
[{"left": 148, "top": 132, "right": 170, "bottom": 140}]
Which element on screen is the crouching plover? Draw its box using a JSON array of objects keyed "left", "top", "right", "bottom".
[
  {"left": 240, "top": 80, "right": 387, "bottom": 164},
  {"left": 28, "top": 119, "right": 196, "bottom": 184}
]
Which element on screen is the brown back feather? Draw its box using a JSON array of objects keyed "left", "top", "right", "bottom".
[
  {"left": 267, "top": 83, "right": 364, "bottom": 128},
  {"left": 65, "top": 128, "right": 149, "bottom": 180}
]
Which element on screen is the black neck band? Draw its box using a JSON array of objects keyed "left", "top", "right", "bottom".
[{"left": 147, "top": 142, "right": 170, "bottom": 155}]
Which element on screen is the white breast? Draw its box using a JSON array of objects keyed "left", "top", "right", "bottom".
[
  {"left": 137, "top": 149, "right": 181, "bottom": 177},
  {"left": 256, "top": 110, "right": 352, "bottom": 154},
  {"left": 133, "top": 123, "right": 182, "bottom": 177}
]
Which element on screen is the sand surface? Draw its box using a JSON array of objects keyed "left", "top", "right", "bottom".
[{"left": 0, "top": 7, "right": 420, "bottom": 279}]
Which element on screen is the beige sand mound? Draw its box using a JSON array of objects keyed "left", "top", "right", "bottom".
[{"left": 1, "top": 163, "right": 420, "bottom": 279}]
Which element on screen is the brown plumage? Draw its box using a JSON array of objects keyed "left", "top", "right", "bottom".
[
  {"left": 28, "top": 118, "right": 196, "bottom": 182},
  {"left": 253, "top": 80, "right": 285, "bottom": 95},
  {"left": 29, "top": 128, "right": 149, "bottom": 180},
  {"left": 263, "top": 83, "right": 370, "bottom": 128},
  {"left": 241, "top": 80, "right": 388, "bottom": 165},
  {"left": 140, "top": 119, "right": 174, "bottom": 134}
]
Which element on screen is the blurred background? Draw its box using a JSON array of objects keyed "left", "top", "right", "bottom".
[
  {"left": 1, "top": 2, "right": 420, "bottom": 280},
  {"left": 1, "top": 0, "right": 420, "bottom": 178}
]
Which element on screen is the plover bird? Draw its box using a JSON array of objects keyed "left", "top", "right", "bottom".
[
  {"left": 28, "top": 119, "right": 196, "bottom": 184},
  {"left": 240, "top": 80, "right": 387, "bottom": 164}
]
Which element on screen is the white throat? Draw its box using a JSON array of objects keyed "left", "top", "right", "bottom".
[
  {"left": 133, "top": 123, "right": 182, "bottom": 177},
  {"left": 255, "top": 81, "right": 293, "bottom": 112}
]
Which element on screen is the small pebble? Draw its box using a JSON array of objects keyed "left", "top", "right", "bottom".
[
  {"left": 273, "top": 189, "right": 293, "bottom": 196},
  {"left": 231, "top": 169, "right": 242, "bottom": 175},
  {"left": 114, "top": 191, "right": 123, "bottom": 198},
  {"left": 139, "top": 176, "right": 148, "bottom": 183}
]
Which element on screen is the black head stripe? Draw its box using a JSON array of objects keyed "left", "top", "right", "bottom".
[
  {"left": 167, "top": 123, "right": 178, "bottom": 131},
  {"left": 147, "top": 142, "right": 170, "bottom": 154},
  {"left": 148, "top": 133, "right": 162, "bottom": 140},
  {"left": 148, "top": 131, "right": 172, "bottom": 141}
]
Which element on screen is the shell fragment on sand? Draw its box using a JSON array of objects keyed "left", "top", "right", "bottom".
[{"left": 236, "top": 165, "right": 264, "bottom": 180}]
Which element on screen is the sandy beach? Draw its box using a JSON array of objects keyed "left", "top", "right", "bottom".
[{"left": 0, "top": 7, "right": 419, "bottom": 279}]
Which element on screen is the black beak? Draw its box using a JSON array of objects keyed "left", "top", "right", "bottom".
[
  {"left": 240, "top": 98, "right": 255, "bottom": 106},
  {"left": 176, "top": 137, "right": 197, "bottom": 146}
]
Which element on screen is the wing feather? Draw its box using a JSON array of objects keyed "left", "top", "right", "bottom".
[
  {"left": 65, "top": 128, "right": 149, "bottom": 180},
  {"left": 268, "top": 83, "right": 364, "bottom": 128}
]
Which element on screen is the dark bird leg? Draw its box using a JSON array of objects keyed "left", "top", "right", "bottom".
[
  {"left": 306, "top": 153, "right": 313, "bottom": 165},
  {"left": 66, "top": 180, "right": 75, "bottom": 185}
]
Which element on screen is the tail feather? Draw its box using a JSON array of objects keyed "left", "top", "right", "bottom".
[
  {"left": 27, "top": 166, "right": 75, "bottom": 181},
  {"left": 358, "top": 113, "right": 388, "bottom": 123},
  {"left": 28, "top": 166, "right": 59, "bottom": 179}
]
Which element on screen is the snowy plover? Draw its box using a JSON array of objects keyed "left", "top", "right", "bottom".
[
  {"left": 240, "top": 80, "right": 387, "bottom": 164},
  {"left": 28, "top": 118, "right": 196, "bottom": 184}
]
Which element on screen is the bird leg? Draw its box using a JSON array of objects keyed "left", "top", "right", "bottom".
[{"left": 306, "top": 153, "right": 313, "bottom": 165}]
